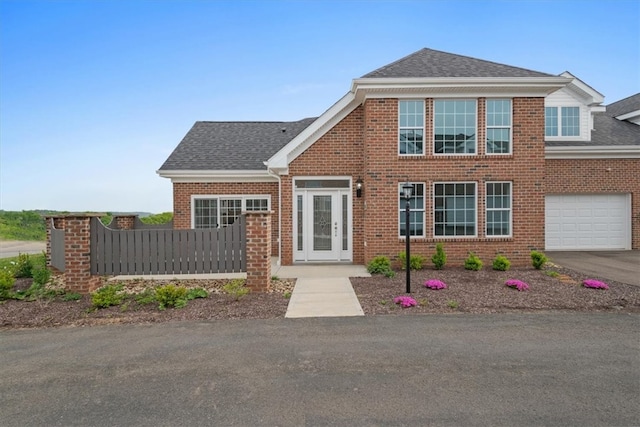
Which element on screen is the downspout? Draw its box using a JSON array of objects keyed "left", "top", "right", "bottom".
[{"left": 266, "top": 165, "right": 282, "bottom": 267}]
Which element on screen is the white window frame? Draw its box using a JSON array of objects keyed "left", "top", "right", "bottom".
[
  {"left": 433, "top": 182, "right": 477, "bottom": 238},
  {"left": 545, "top": 106, "right": 581, "bottom": 138},
  {"left": 398, "top": 100, "right": 425, "bottom": 156},
  {"left": 191, "top": 195, "right": 271, "bottom": 228},
  {"left": 433, "top": 99, "right": 477, "bottom": 155},
  {"left": 398, "top": 182, "right": 426, "bottom": 238},
  {"left": 485, "top": 182, "right": 512, "bottom": 238},
  {"left": 486, "top": 99, "right": 512, "bottom": 155}
]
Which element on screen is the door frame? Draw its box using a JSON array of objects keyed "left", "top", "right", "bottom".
[{"left": 292, "top": 176, "right": 353, "bottom": 262}]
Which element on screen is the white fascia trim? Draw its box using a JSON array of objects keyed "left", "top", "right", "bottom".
[
  {"left": 267, "top": 91, "right": 358, "bottom": 171},
  {"left": 615, "top": 110, "right": 640, "bottom": 122},
  {"left": 351, "top": 76, "right": 571, "bottom": 98},
  {"left": 545, "top": 145, "right": 640, "bottom": 159},
  {"left": 156, "top": 169, "right": 277, "bottom": 183},
  {"left": 559, "top": 72, "right": 605, "bottom": 105}
]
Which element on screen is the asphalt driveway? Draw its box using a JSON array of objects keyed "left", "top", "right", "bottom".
[
  {"left": 547, "top": 250, "right": 640, "bottom": 286},
  {"left": 1, "top": 314, "right": 638, "bottom": 426},
  {"left": 0, "top": 240, "right": 46, "bottom": 258}
]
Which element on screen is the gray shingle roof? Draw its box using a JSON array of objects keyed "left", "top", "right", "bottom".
[
  {"left": 159, "top": 118, "right": 316, "bottom": 171},
  {"left": 605, "top": 93, "right": 640, "bottom": 117},
  {"left": 362, "top": 48, "right": 553, "bottom": 78}
]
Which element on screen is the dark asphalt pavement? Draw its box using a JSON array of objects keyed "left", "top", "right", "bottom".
[
  {"left": 1, "top": 313, "right": 639, "bottom": 426},
  {"left": 547, "top": 251, "right": 640, "bottom": 286}
]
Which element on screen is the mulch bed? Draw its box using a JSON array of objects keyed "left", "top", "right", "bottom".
[{"left": 1, "top": 267, "right": 638, "bottom": 330}]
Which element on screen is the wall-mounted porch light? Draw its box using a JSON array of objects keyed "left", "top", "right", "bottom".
[{"left": 356, "top": 178, "right": 363, "bottom": 198}]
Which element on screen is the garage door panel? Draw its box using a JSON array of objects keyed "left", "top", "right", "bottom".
[{"left": 546, "top": 194, "right": 630, "bottom": 250}]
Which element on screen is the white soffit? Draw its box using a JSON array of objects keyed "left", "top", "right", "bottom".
[
  {"left": 156, "top": 169, "right": 277, "bottom": 183},
  {"left": 545, "top": 145, "right": 640, "bottom": 159}
]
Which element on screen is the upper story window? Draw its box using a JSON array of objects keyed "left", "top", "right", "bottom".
[
  {"left": 399, "top": 100, "right": 424, "bottom": 155},
  {"left": 434, "top": 100, "right": 476, "bottom": 154},
  {"left": 486, "top": 99, "right": 512, "bottom": 154},
  {"left": 545, "top": 106, "right": 580, "bottom": 137}
]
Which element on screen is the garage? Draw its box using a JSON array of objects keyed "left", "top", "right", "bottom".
[{"left": 545, "top": 194, "right": 631, "bottom": 250}]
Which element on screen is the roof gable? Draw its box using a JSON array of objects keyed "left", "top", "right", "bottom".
[{"left": 362, "top": 48, "right": 553, "bottom": 79}]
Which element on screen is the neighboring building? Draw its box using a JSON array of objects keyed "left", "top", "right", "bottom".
[{"left": 158, "top": 48, "right": 640, "bottom": 266}]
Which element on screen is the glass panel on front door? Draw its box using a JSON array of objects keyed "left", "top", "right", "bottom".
[{"left": 313, "top": 195, "right": 333, "bottom": 251}]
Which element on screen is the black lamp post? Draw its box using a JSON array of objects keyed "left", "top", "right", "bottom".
[{"left": 402, "top": 183, "right": 413, "bottom": 293}]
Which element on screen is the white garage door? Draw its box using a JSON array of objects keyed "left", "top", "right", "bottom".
[{"left": 546, "top": 194, "right": 631, "bottom": 250}]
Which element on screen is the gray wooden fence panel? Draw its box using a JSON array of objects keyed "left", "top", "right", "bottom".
[
  {"left": 50, "top": 220, "right": 65, "bottom": 272},
  {"left": 90, "top": 217, "right": 246, "bottom": 275}
]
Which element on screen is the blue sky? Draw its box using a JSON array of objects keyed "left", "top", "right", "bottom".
[{"left": 1, "top": 0, "right": 638, "bottom": 213}]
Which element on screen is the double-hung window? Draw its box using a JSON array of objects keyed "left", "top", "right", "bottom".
[
  {"left": 486, "top": 99, "right": 512, "bottom": 154},
  {"left": 434, "top": 100, "right": 476, "bottom": 154},
  {"left": 398, "top": 183, "right": 425, "bottom": 237},
  {"left": 486, "top": 182, "right": 512, "bottom": 237},
  {"left": 545, "top": 106, "right": 580, "bottom": 137},
  {"left": 399, "top": 100, "right": 424, "bottom": 155},
  {"left": 193, "top": 196, "right": 270, "bottom": 228},
  {"left": 434, "top": 183, "right": 476, "bottom": 237}
]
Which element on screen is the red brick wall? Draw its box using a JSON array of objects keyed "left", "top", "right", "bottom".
[
  {"left": 546, "top": 158, "right": 640, "bottom": 249},
  {"left": 358, "top": 97, "right": 546, "bottom": 267},
  {"left": 279, "top": 97, "right": 546, "bottom": 266},
  {"left": 282, "top": 105, "right": 365, "bottom": 264},
  {"left": 172, "top": 182, "right": 279, "bottom": 256}
]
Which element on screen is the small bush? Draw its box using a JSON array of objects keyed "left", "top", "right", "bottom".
[
  {"left": 135, "top": 288, "right": 156, "bottom": 305},
  {"left": 397, "top": 251, "right": 425, "bottom": 271},
  {"left": 545, "top": 270, "right": 560, "bottom": 278},
  {"left": 31, "top": 267, "right": 51, "bottom": 286},
  {"left": 447, "top": 300, "right": 459, "bottom": 309},
  {"left": 367, "top": 256, "right": 392, "bottom": 275},
  {"left": 223, "top": 279, "right": 249, "bottom": 301},
  {"left": 492, "top": 255, "right": 511, "bottom": 271},
  {"left": 14, "top": 253, "right": 33, "bottom": 278},
  {"left": 531, "top": 251, "right": 548, "bottom": 270},
  {"left": 91, "top": 284, "right": 125, "bottom": 308},
  {"left": 186, "top": 287, "right": 208, "bottom": 300},
  {"left": 431, "top": 243, "right": 447, "bottom": 270},
  {"left": 155, "top": 284, "right": 188, "bottom": 310},
  {"left": 393, "top": 296, "right": 417, "bottom": 308},
  {"left": 583, "top": 279, "right": 609, "bottom": 290},
  {"left": 425, "top": 279, "right": 447, "bottom": 290},
  {"left": 63, "top": 292, "right": 82, "bottom": 301},
  {"left": 464, "top": 253, "right": 483, "bottom": 271},
  {"left": 0, "top": 270, "right": 16, "bottom": 300}
]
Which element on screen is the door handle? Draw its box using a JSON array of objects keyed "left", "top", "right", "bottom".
[{"left": 334, "top": 222, "right": 338, "bottom": 237}]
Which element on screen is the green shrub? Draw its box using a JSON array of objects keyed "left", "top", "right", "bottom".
[
  {"left": 431, "top": 243, "right": 447, "bottom": 270},
  {"left": 531, "top": 251, "right": 548, "bottom": 270},
  {"left": 0, "top": 270, "right": 15, "bottom": 300},
  {"left": 367, "top": 255, "right": 394, "bottom": 277},
  {"left": 186, "top": 287, "right": 208, "bottom": 300},
  {"left": 91, "top": 284, "right": 125, "bottom": 308},
  {"left": 397, "top": 251, "right": 425, "bottom": 270},
  {"left": 135, "top": 288, "right": 156, "bottom": 305},
  {"left": 223, "top": 279, "right": 249, "bottom": 301},
  {"left": 545, "top": 270, "right": 560, "bottom": 278},
  {"left": 155, "top": 284, "right": 188, "bottom": 310},
  {"left": 31, "top": 267, "right": 51, "bottom": 286},
  {"left": 13, "top": 253, "right": 33, "bottom": 278},
  {"left": 492, "top": 255, "right": 511, "bottom": 271},
  {"left": 62, "top": 292, "right": 82, "bottom": 301},
  {"left": 464, "top": 253, "right": 483, "bottom": 271}
]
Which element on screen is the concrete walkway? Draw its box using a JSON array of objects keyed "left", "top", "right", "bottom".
[{"left": 273, "top": 264, "right": 370, "bottom": 318}]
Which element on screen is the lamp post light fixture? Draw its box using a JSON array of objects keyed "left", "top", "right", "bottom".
[
  {"left": 356, "top": 178, "right": 363, "bottom": 198},
  {"left": 402, "top": 183, "right": 413, "bottom": 293}
]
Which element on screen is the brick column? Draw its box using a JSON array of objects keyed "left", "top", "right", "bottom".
[
  {"left": 43, "top": 216, "right": 64, "bottom": 268},
  {"left": 63, "top": 215, "right": 102, "bottom": 293},
  {"left": 113, "top": 215, "right": 136, "bottom": 230},
  {"left": 245, "top": 211, "right": 271, "bottom": 292}
]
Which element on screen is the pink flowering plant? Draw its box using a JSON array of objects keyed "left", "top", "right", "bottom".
[
  {"left": 582, "top": 279, "right": 609, "bottom": 290},
  {"left": 505, "top": 279, "right": 530, "bottom": 292},
  {"left": 424, "top": 279, "right": 447, "bottom": 290},
  {"left": 393, "top": 296, "right": 418, "bottom": 308}
]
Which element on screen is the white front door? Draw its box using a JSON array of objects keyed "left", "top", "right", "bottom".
[{"left": 293, "top": 180, "right": 352, "bottom": 262}]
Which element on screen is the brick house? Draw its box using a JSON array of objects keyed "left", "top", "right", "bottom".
[{"left": 158, "top": 48, "right": 640, "bottom": 267}]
